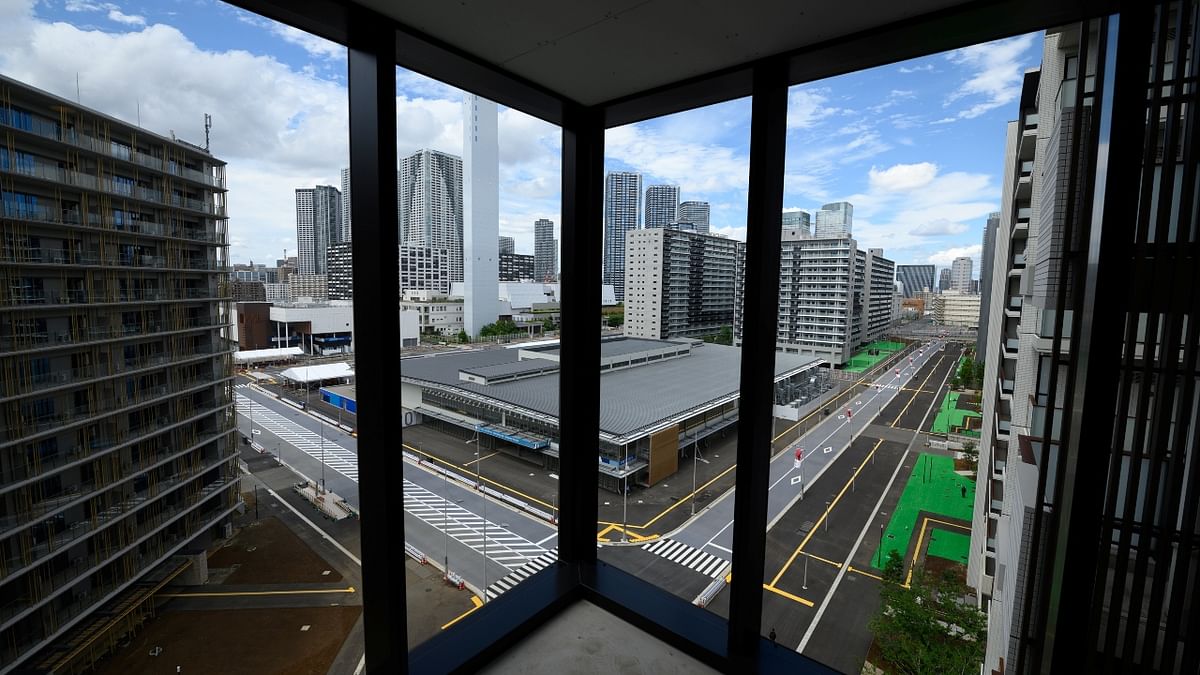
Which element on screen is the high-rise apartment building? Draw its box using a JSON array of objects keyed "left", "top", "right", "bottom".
[
  {"left": 896, "top": 264, "right": 935, "bottom": 298},
  {"left": 938, "top": 267, "right": 952, "bottom": 291},
  {"left": 327, "top": 241, "right": 354, "bottom": 300},
  {"left": 295, "top": 185, "right": 342, "bottom": 275},
  {"left": 951, "top": 255, "right": 973, "bottom": 293},
  {"left": 498, "top": 236, "right": 515, "bottom": 256},
  {"left": 462, "top": 94, "right": 500, "bottom": 336},
  {"left": 339, "top": 167, "right": 352, "bottom": 242},
  {"left": 781, "top": 210, "right": 811, "bottom": 234},
  {"left": 288, "top": 273, "right": 328, "bottom": 301},
  {"left": 399, "top": 148, "right": 463, "bottom": 283},
  {"left": 499, "top": 253, "right": 535, "bottom": 282},
  {"left": 602, "top": 171, "right": 642, "bottom": 302},
  {"left": 644, "top": 184, "right": 680, "bottom": 229},
  {"left": 624, "top": 228, "right": 741, "bottom": 339},
  {"left": 0, "top": 75, "right": 239, "bottom": 670},
  {"left": 677, "top": 201, "right": 710, "bottom": 234},
  {"left": 813, "top": 201, "right": 852, "bottom": 237},
  {"left": 735, "top": 229, "right": 894, "bottom": 365},
  {"left": 534, "top": 218, "right": 557, "bottom": 282},
  {"left": 976, "top": 212, "right": 1000, "bottom": 354}
]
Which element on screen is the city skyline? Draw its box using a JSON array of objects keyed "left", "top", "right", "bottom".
[{"left": 0, "top": 1, "right": 1040, "bottom": 273}]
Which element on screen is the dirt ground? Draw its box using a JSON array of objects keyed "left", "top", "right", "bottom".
[
  {"left": 406, "top": 557, "right": 478, "bottom": 648},
  {"left": 208, "top": 516, "right": 343, "bottom": 584},
  {"left": 94, "top": 606, "right": 361, "bottom": 675}
]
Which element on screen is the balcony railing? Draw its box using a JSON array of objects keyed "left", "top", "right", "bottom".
[
  {"left": 0, "top": 247, "right": 226, "bottom": 272},
  {"left": 0, "top": 158, "right": 224, "bottom": 216},
  {"left": 0, "top": 111, "right": 224, "bottom": 189},
  {"left": 0, "top": 202, "right": 225, "bottom": 244}
]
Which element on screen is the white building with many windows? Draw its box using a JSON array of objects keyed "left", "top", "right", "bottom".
[{"left": 624, "top": 228, "right": 741, "bottom": 340}]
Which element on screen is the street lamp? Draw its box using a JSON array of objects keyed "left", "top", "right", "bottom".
[
  {"left": 690, "top": 437, "right": 700, "bottom": 516},
  {"left": 877, "top": 522, "right": 885, "bottom": 567},
  {"left": 621, "top": 442, "right": 630, "bottom": 542}
]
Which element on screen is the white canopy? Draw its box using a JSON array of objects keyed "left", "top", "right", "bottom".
[
  {"left": 233, "top": 347, "right": 304, "bottom": 364},
  {"left": 278, "top": 362, "right": 355, "bottom": 384}
]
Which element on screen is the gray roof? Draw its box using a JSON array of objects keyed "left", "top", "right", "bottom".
[
  {"left": 536, "top": 337, "right": 686, "bottom": 358},
  {"left": 461, "top": 360, "right": 560, "bottom": 379},
  {"left": 401, "top": 341, "right": 821, "bottom": 442}
]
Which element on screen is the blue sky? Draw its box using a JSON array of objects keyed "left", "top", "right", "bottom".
[{"left": 2, "top": 0, "right": 1042, "bottom": 276}]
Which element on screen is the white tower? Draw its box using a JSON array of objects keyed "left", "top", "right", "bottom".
[{"left": 463, "top": 94, "right": 500, "bottom": 336}]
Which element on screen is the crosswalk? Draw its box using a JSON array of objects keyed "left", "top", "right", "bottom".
[
  {"left": 403, "top": 478, "right": 549, "bottom": 569},
  {"left": 484, "top": 549, "right": 559, "bottom": 600},
  {"left": 641, "top": 538, "right": 728, "bottom": 578},
  {"left": 236, "top": 393, "right": 359, "bottom": 481}
]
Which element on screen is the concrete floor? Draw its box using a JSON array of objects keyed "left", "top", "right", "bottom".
[{"left": 480, "top": 600, "right": 721, "bottom": 675}]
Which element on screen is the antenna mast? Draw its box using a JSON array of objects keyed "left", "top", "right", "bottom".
[{"left": 203, "top": 113, "right": 212, "bottom": 152}]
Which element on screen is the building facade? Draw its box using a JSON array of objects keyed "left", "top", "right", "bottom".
[
  {"left": 327, "top": 241, "right": 354, "bottom": 300},
  {"left": 896, "top": 264, "right": 935, "bottom": 298},
  {"left": 399, "top": 148, "right": 463, "bottom": 283},
  {"left": 462, "top": 94, "right": 499, "bottom": 337},
  {"left": 399, "top": 246, "right": 451, "bottom": 294},
  {"left": 951, "top": 255, "right": 973, "bottom": 293},
  {"left": 602, "top": 171, "right": 642, "bottom": 302},
  {"left": 295, "top": 185, "right": 341, "bottom": 276},
  {"left": 931, "top": 291, "right": 981, "bottom": 327},
  {"left": 781, "top": 209, "right": 811, "bottom": 234},
  {"left": 938, "top": 267, "right": 952, "bottom": 291},
  {"left": 861, "top": 248, "right": 897, "bottom": 343},
  {"left": 400, "top": 296, "right": 464, "bottom": 336},
  {"left": 287, "top": 273, "right": 328, "bottom": 301},
  {"left": 499, "top": 253, "right": 535, "bottom": 282},
  {"left": 677, "top": 201, "right": 710, "bottom": 234},
  {"left": 0, "top": 75, "right": 239, "bottom": 670},
  {"left": 813, "top": 201, "right": 852, "bottom": 238},
  {"left": 498, "top": 236, "right": 514, "bottom": 256},
  {"left": 623, "top": 228, "right": 741, "bottom": 340},
  {"left": 339, "top": 167, "right": 352, "bottom": 242},
  {"left": 533, "top": 218, "right": 557, "bottom": 282},
  {"left": 977, "top": 212, "right": 1000, "bottom": 354},
  {"left": 643, "top": 184, "right": 679, "bottom": 229}
]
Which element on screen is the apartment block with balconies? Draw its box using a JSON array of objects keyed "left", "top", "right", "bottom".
[{"left": 0, "top": 74, "right": 239, "bottom": 672}]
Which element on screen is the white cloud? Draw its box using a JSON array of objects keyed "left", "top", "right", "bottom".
[
  {"left": 911, "top": 219, "right": 968, "bottom": 236},
  {"left": 107, "top": 8, "right": 144, "bottom": 26},
  {"left": 606, "top": 122, "right": 749, "bottom": 196},
  {"left": 269, "top": 23, "right": 343, "bottom": 60},
  {"left": 928, "top": 244, "right": 982, "bottom": 266},
  {"left": 787, "top": 88, "right": 838, "bottom": 131},
  {"left": 943, "top": 34, "right": 1036, "bottom": 119},
  {"left": 868, "top": 162, "right": 938, "bottom": 192},
  {"left": 64, "top": 0, "right": 103, "bottom": 11},
  {"left": 898, "top": 64, "right": 934, "bottom": 74}
]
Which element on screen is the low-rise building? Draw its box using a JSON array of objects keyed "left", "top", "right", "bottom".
[
  {"left": 288, "top": 273, "right": 328, "bottom": 301},
  {"left": 401, "top": 293, "right": 465, "bottom": 336},
  {"left": 270, "top": 301, "right": 354, "bottom": 354},
  {"left": 499, "top": 252, "right": 535, "bottom": 281},
  {"left": 931, "top": 291, "right": 981, "bottom": 328}
]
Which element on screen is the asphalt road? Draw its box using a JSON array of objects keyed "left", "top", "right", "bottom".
[
  {"left": 234, "top": 377, "right": 554, "bottom": 598},
  {"left": 665, "top": 340, "right": 945, "bottom": 559}
]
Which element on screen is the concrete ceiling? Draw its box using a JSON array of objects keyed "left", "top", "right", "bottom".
[{"left": 359, "top": 0, "right": 972, "bottom": 105}]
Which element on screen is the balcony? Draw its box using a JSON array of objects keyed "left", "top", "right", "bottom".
[
  {"left": 0, "top": 158, "right": 224, "bottom": 217},
  {"left": 0, "top": 247, "right": 225, "bottom": 273},
  {"left": 0, "top": 202, "right": 224, "bottom": 244},
  {"left": 0, "top": 432, "right": 235, "bottom": 582},
  {"left": 0, "top": 317, "right": 225, "bottom": 355},
  {"left": 0, "top": 111, "right": 225, "bottom": 190}
]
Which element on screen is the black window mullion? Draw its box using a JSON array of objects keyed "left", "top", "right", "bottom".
[
  {"left": 726, "top": 56, "right": 787, "bottom": 667},
  {"left": 347, "top": 10, "right": 405, "bottom": 673},
  {"left": 557, "top": 102, "right": 603, "bottom": 565}
]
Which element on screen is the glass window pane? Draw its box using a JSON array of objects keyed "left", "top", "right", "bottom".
[
  {"left": 394, "top": 66, "right": 561, "bottom": 645},
  {"left": 597, "top": 98, "right": 749, "bottom": 616}
]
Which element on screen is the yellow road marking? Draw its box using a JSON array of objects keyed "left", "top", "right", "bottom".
[
  {"left": 804, "top": 552, "right": 843, "bottom": 569},
  {"left": 906, "top": 518, "right": 930, "bottom": 587},
  {"left": 403, "top": 443, "right": 556, "bottom": 511},
  {"left": 889, "top": 351, "right": 947, "bottom": 427},
  {"left": 160, "top": 586, "right": 356, "bottom": 598},
  {"left": 769, "top": 439, "right": 883, "bottom": 587},
  {"left": 925, "top": 517, "right": 971, "bottom": 531},
  {"left": 762, "top": 583, "right": 815, "bottom": 607},
  {"left": 597, "top": 460, "right": 739, "bottom": 535},
  {"left": 847, "top": 566, "right": 884, "bottom": 581},
  {"left": 461, "top": 450, "right": 501, "bottom": 466},
  {"left": 441, "top": 595, "right": 484, "bottom": 630}
]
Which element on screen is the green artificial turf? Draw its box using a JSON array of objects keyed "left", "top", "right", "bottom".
[
  {"left": 929, "top": 390, "right": 982, "bottom": 434},
  {"left": 843, "top": 341, "right": 908, "bottom": 373},
  {"left": 926, "top": 529, "right": 971, "bottom": 564},
  {"left": 870, "top": 453, "right": 975, "bottom": 571}
]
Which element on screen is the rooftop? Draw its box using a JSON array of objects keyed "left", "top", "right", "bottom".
[{"left": 402, "top": 338, "right": 821, "bottom": 442}]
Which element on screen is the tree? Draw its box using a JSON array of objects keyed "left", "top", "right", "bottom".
[
  {"left": 607, "top": 313, "right": 623, "bottom": 328},
  {"left": 869, "top": 568, "right": 987, "bottom": 675},
  {"left": 715, "top": 325, "right": 733, "bottom": 346},
  {"left": 883, "top": 549, "right": 905, "bottom": 584},
  {"left": 456, "top": 330, "right": 469, "bottom": 344},
  {"left": 542, "top": 318, "right": 556, "bottom": 332},
  {"left": 961, "top": 441, "right": 979, "bottom": 477}
]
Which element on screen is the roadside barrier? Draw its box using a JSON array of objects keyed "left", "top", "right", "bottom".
[
  {"left": 446, "top": 570, "right": 466, "bottom": 590},
  {"left": 694, "top": 562, "right": 732, "bottom": 608},
  {"left": 404, "top": 542, "right": 427, "bottom": 564}
]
